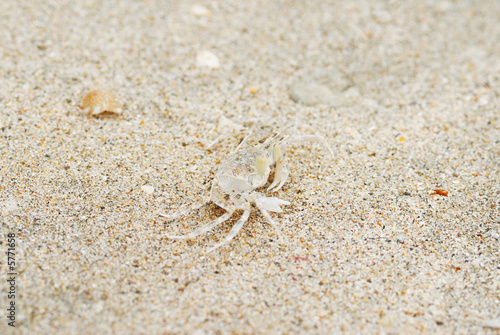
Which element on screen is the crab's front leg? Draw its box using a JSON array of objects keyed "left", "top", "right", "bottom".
[{"left": 268, "top": 144, "right": 289, "bottom": 192}]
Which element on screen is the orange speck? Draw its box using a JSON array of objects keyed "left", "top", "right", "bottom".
[{"left": 434, "top": 189, "right": 448, "bottom": 196}]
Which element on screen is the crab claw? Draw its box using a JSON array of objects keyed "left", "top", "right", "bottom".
[
  {"left": 267, "top": 155, "right": 289, "bottom": 192},
  {"left": 255, "top": 195, "right": 290, "bottom": 213}
]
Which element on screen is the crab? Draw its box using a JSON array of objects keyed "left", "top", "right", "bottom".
[{"left": 158, "top": 124, "right": 332, "bottom": 252}]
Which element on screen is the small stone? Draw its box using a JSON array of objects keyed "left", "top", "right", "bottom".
[
  {"left": 434, "top": 189, "right": 448, "bottom": 196},
  {"left": 288, "top": 80, "right": 334, "bottom": 106},
  {"left": 434, "top": 1, "right": 453, "bottom": 12},
  {"left": 478, "top": 96, "right": 489, "bottom": 106},
  {"left": 190, "top": 4, "right": 212, "bottom": 17},
  {"left": 396, "top": 233, "right": 406, "bottom": 243},
  {"left": 141, "top": 185, "right": 154, "bottom": 195},
  {"left": 196, "top": 50, "right": 220, "bottom": 69},
  {"left": 81, "top": 89, "right": 122, "bottom": 115}
]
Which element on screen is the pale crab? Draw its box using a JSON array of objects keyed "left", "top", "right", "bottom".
[{"left": 158, "top": 124, "right": 332, "bottom": 252}]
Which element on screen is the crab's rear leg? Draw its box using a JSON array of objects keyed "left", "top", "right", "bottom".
[
  {"left": 255, "top": 194, "right": 290, "bottom": 242},
  {"left": 158, "top": 200, "right": 207, "bottom": 220},
  {"left": 255, "top": 204, "right": 284, "bottom": 242},
  {"left": 166, "top": 209, "right": 234, "bottom": 240},
  {"left": 157, "top": 181, "right": 214, "bottom": 220},
  {"left": 206, "top": 203, "right": 251, "bottom": 253}
]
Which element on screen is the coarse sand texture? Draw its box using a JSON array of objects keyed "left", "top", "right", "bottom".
[{"left": 0, "top": 0, "right": 499, "bottom": 334}]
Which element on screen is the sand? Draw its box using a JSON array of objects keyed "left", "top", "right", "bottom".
[{"left": 0, "top": 0, "right": 499, "bottom": 334}]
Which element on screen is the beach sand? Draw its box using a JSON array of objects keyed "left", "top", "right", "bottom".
[{"left": 0, "top": 0, "right": 499, "bottom": 333}]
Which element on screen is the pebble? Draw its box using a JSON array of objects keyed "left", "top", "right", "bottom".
[
  {"left": 141, "top": 185, "right": 155, "bottom": 195},
  {"left": 289, "top": 69, "right": 356, "bottom": 106},
  {"left": 190, "top": 5, "right": 212, "bottom": 17},
  {"left": 288, "top": 80, "right": 335, "bottom": 106},
  {"left": 196, "top": 50, "right": 220, "bottom": 69}
]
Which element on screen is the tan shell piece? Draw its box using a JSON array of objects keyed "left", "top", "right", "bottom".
[{"left": 81, "top": 89, "right": 122, "bottom": 115}]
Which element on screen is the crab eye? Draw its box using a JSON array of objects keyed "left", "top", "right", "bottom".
[{"left": 255, "top": 156, "right": 268, "bottom": 175}]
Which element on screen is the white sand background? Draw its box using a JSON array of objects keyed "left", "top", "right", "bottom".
[{"left": 0, "top": 0, "right": 499, "bottom": 334}]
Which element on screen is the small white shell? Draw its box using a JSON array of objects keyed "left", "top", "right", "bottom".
[
  {"left": 81, "top": 89, "right": 122, "bottom": 115},
  {"left": 190, "top": 5, "right": 212, "bottom": 17},
  {"left": 141, "top": 185, "right": 155, "bottom": 195},
  {"left": 196, "top": 50, "right": 220, "bottom": 69}
]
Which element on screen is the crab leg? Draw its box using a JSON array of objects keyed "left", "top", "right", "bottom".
[
  {"left": 158, "top": 181, "right": 214, "bottom": 220},
  {"left": 158, "top": 200, "right": 208, "bottom": 220},
  {"left": 166, "top": 210, "right": 234, "bottom": 240},
  {"left": 206, "top": 204, "right": 251, "bottom": 252},
  {"left": 255, "top": 204, "right": 284, "bottom": 242}
]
